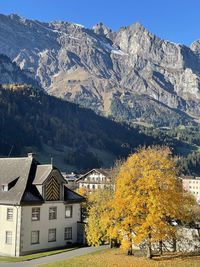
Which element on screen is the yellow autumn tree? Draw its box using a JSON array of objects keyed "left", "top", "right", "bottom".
[
  {"left": 85, "top": 188, "right": 114, "bottom": 246},
  {"left": 110, "top": 146, "right": 194, "bottom": 258},
  {"left": 75, "top": 187, "right": 90, "bottom": 221}
]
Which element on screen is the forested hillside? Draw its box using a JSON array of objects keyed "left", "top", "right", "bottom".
[{"left": 0, "top": 85, "right": 156, "bottom": 171}]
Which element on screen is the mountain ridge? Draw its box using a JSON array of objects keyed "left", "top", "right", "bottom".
[{"left": 1, "top": 14, "right": 200, "bottom": 126}]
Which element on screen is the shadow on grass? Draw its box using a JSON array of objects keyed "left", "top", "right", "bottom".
[
  {"left": 152, "top": 252, "right": 200, "bottom": 262},
  {"left": 123, "top": 249, "right": 200, "bottom": 262},
  {"left": 0, "top": 245, "right": 86, "bottom": 263}
]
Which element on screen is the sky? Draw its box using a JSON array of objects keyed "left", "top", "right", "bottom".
[{"left": 0, "top": 0, "right": 200, "bottom": 45}]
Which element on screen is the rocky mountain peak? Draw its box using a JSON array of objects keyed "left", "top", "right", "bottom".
[
  {"left": 1, "top": 14, "right": 200, "bottom": 127},
  {"left": 114, "top": 22, "right": 157, "bottom": 55},
  {"left": 191, "top": 40, "right": 200, "bottom": 54},
  {"left": 92, "top": 22, "right": 112, "bottom": 35},
  {"left": 7, "top": 13, "right": 29, "bottom": 25},
  {"left": 128, "top": 22, "right": 147, "bottom": 32}
]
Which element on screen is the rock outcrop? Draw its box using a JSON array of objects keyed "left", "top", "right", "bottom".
[{"left": 0, "top": 14, "right": 200, "bottom": 126}]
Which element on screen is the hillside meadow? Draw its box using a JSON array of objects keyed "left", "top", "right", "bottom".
[{"left": 41, "top": 248, "right": 200, "bottom": 267}]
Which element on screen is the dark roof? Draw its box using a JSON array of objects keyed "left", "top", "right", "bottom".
[
  {"left": 0, "top": 156, "right": 84, "bottom": 205},
  {"left": 76, "top": 168, "right": 112, "bottom": 182},
  {"left": 64, "top": 186, "right": 85, "bottom": 203}
]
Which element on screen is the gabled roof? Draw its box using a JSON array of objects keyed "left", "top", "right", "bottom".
[
  {"left": 0, "top": 155, "right": 84, "bottom": 205},
  {"left": 64, "top": 186, "right": 85, "bottom": 203},
  {"left": 0, "top": 157, "right": 33, "bottom": 204},
  {"left": 76, "top": 168, "right": 112, "bottom": 182}
]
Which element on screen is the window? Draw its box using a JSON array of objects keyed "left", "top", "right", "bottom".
[
  {"left": 32, "top": 208, "right": 40, "bottom": 221},
  {"left": 2, "top": 184, "right": 8, "bottom": 191},
  {"left": 65, "top": 206, "right": 73, "bottom": 218},
  {"left": 48, "top": 228, "right": 56, "bottom": 242},
  {"left": 49, "top": 207, "right": 57, "bottom": 220},
  {"left": 5, "top": 231, "right": 12, "bottom": 244},
  {"left": 92, "top": 185, "right": 95, "bottom": 189},
  {"left": 64, "top": 227, "right": 72, "bottom": 240},
  {"left": 7, "top": 208, "right": 13, "bottom": 221},
  {"left": 31, "top": 231, "right": 39, "bottom": 244}
]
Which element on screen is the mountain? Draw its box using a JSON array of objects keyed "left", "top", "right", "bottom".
[
  {"left": 0, "top": 14, "right": 200, "bottom": 127},
  {"left": 0, "top": 83, "right": 160, "bottom": 171},
  {"left": 0, "top": 54, "right": 161, "bottom": 171},
  {"left": 0, "top": 54, "right": 40, "bottom": 88}
]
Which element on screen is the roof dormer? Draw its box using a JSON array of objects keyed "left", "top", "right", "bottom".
[
  {"left": 1, "top": 177, "right": 19, "bottom": 192},
  {"left": 33, "top": 165, "right": 66, "bottom": 201}
]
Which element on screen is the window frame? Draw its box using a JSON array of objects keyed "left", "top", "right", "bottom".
[
  {"left": 48, "top": 228, "right": 56, "bottom": 242},
  {"left": 64, "top": 227, "right": 72, "bottom": 240},
  {"left": 5, "top": 231, "right": 12, "bottom": 244},
  {"left": 32, "top": 207, "right": 40, "bottom": 221},
  {"left": 7, "top": 208, "right": 13, "bottom": 221},
  {"left": 49, "top": 206, "right": 57, "bottom": 220},
  {"left": 65, "top": 205, "right": 73, "bottom": 218},
  {"left": 31, "top": 230, "right": 40, "bottom": 245}
]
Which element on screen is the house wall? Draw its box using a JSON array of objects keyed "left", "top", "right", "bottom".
[
  {"left": 0, "top": 205, "right": 21, "bottom": 256},
  {"left": 20, "top": 202, "right": 81, "bottom": 255},
  {"left": 182, "top": 178, "right": 200, "bottom": 203}
]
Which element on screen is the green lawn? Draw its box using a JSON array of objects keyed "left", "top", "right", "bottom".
[
  {"left": 0, "top": 246, "right": 79, "bottom": 262},
  {"left": 41, "top": 248, "right": 200, "bottom": 267}
]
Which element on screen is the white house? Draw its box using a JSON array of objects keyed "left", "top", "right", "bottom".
[
  {"left": 0, "top": 153, "right": 85, "bottom": 256},
  {"left": 181, "top": 175, "right": 200, "bottom": 203},
  {"left": 76, "top": 168, "right": 113, "bottom": 191}
]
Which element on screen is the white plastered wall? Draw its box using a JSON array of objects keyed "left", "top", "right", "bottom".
[
  {"left": 0, "top": 205, "right": 21, "bottom": 256},
  {"left": 20, "top": 202, "right": 81, "bottom": 255}
]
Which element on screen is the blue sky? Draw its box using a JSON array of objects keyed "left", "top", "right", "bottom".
[{"left": 0, "top": 0, "right": 200, "bottom": 45}]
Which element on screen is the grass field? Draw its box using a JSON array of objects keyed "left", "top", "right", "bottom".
[
  {"left": 41, "top": 248, "right": 200, "bottom": 267},
  {"left": 0, "top": 247, "right": 78, "bottom": 262}
]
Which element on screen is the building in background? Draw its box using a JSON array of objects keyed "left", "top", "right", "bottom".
[
  {"left": 0, "top": 153, "right": 85, "bottom": 256},
  {"left": 62, "top": 172, "right": 80, "bottom": 190},
  {"left": 181, "top": 175, "right": 200, "bottom": 203},
  {"left": 76, "top": 168, "right": 113, "bottom": 191}
]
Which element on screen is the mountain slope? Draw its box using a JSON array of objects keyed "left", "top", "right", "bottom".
[
  {"left": 0, "top": 84, "right": 160, "bottom": 171},
  {"left": 0, "top": 52, "right": 158, "bottom": 171},
  {"left": 0, "top": 54, "right": 40, "bottom": 87},
  {"left": 1, "top": 14, "right": 200, "bottom": 126}
]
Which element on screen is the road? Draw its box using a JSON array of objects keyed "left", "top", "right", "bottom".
[{"left": 0, "top": 245, "right": 109, "bottom": 267}]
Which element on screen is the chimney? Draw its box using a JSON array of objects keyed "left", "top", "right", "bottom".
[{"left": 28, "top": 153, "right": 35, "bottom": 158}]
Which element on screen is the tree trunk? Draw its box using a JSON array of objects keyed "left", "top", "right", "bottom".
[
  {"left": 127, "top": 245, "right": 133, "bottom": 255},
  {"left": 109, "top": 239, "right": 113, "bottom": 249},
  {"left": 146, "top": 235, "right": 153, "bottom": 259},
  {"left": 159, "top": 240, "right": 163, "bottom": 255},
  {"left": 172, "top": 238, "right": 177, "bottom": 252}
]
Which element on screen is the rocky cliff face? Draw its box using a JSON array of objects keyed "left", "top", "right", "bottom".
[
  {"left": 0, "top": 54, "right": 40, "bottom": 87},
  {"left": 1, "top": 14, "right": 200, "bottom": 126}
]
